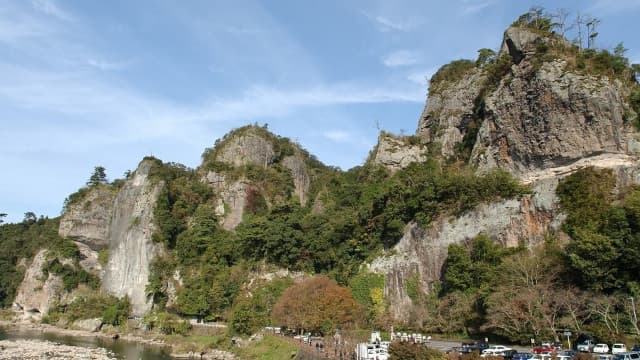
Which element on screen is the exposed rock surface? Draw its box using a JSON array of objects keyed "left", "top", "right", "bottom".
[
  {"left": 215, "top": 130, "right": 275, "bottom": 168},
  {"left": 417, "top": 68, "right": 484, "bottom": 158},
  {"left": 372, "top": 134, "right": 427, "bottom": 172},
  {"left": 369, "top": 178, "right": 557, "bottom": 321},
  {"left": 13, "top": 250, "right": 65, "bottom": 320},
  {"left": 102, "top": 160, "right": 164, "bottom": 316},
  {"left": 75, "top": 241, "right": 102, "bottom": 278},
  {"left": 58, "top": 186, "right": 116, "bottom": 251},
  {"left": 205, "top": 171, "right": 250, "bottom": 230},
  {"left": 71, "top": 318, "right": 103, "bottom": 332},
  {"left": 472, "top": 59, "right": 635, "bottom": 176},
  {"left": 282, "top": 155, "right": 310, "bottom": 205}
]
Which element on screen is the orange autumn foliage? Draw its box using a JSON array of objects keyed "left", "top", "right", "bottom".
[{"left": 272, "top": 275, "right": 363, "bottom": 333}]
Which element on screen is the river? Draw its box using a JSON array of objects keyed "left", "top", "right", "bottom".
[{"left": 0, "top": 326, "right": 173, "bottom": 359}]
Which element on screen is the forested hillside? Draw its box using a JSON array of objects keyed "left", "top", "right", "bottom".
[{"left": 2, "top": 7, "right": 640, "bottom": 347}]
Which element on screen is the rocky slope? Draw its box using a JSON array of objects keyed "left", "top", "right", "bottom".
[
  {"left": 200, "top": 125, "right": 325, "bottom": 229},
  {"left": 372, "top": 25, "right": 640, "bottom": 321},
  {"left": 371, "top": 132, "right": 427, "bottom": 172},
  {"left": 13, "top": 250, "right": 67, "bottom": 320},
  {"left": 13, "top": 159, "right": 165, "bottom": 317}
]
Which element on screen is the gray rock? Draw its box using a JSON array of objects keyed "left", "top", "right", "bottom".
[
  {"left": 59, "top": 186, "right": 116, "bottom": 251},
  {"left": 215, "top": 130, "right": 275, "bottom": 168},
  {"left": 372, "top": 133, "right": 427, "bottom": 172},
  {"left": 282, "top": 155, "right": 310, "bottom": 206},
  {"left": 72, "top": 318, "right": 103, "bottom": 332},
  {"left": 417, "top": 68, "right": 485, "bottom": 158},
  {"left": 102, "top": 159, "right": 164, "bottom": 316},
  {"left": 13, "top": 250, "right": 65, "bottom": 320},
  {"left": 471, "top": 60, "right": 634, "bottom": 176}
]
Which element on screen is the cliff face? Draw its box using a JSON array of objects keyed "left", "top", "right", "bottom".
[
  {"left": 13, "top": 250, "right": 72, "bottom": 320},
  {"left": 201, "top": 126, "right": 323, "bottom": 229},
  {"left": 372, "top": 25, "right": 640, "bottom": 322},
  {"left": 372, "top": 133, "right": 427, "bottom": 172},
  {"left": 214, "top": 130, "right": 276, "bottom": 168},
  {"left": 58, "top": 186, "right": 116, "bottom": 251},
  {"left": 417, "top": 68, "right": 485, "bottom": 158},
  {"left": 102, "top": 160, "right": 164, "bottom": 316},
  {"left": 472, "top": 58, "right": 635, "bottom": 176}
]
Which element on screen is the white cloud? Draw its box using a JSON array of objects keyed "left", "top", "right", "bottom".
[
  {"left": 407, "top": 67, "right": 439, "bottom": 86},
  {"left": 362, "top": 11, "right": 419, "bottom": 32},
  {"left": 382, "top": 50, "right": 419, "bottom": 67},
  {"left": 460, "top": 0, "right": 494, "bottom": 15},
  {"left": 87, "top": 58, "right": 132, "bottom": 71},
  {"left": 323, "top": 130, "right": 352, "bottom": 142},
  {"left": 31, "top": 0, "right": 72, "bottom": 21}
]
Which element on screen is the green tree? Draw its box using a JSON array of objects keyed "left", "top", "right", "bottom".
[
  {"left": 443, "top": 243, "right": 473, "bottom": 293},
  {"left": 566, "top": 228, "right": 621, "bottom": 291},
  {"left": 87, "top": 166, "right": 108, "bottom": 186}
]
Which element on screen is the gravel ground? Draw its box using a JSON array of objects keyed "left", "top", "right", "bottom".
[{"left": 0, "top": 339, "right": 116, "bottom": 360}]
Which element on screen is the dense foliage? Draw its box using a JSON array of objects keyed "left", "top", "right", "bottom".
[{"left": 0, "top": 216, "right": 66, "bottom": 307}]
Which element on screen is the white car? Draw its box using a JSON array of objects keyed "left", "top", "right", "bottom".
[
  {"left": 482, "top": 346, "right": 513, "bottom": 356},
  {"left": 594, "top": 344, "right": 610, "bottom": 354},
  {"left": 612, "top": 344, "right": 628, "bottom": 354}
]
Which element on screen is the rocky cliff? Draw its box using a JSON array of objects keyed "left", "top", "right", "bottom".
[
  {"left": 20, "top": 159, "right": 166, "bottom": 317},
  {"left": 374, "top": 24, "right": 640, "bottom": 321},
  {"left": 200, "top": 125, "right": 325, "bottom": 229},
  {"left": 101, "top": 160, "right": 164, "bottom": 316},
  {"left": 371, "top": 133, "right": 427, "bottom": 172},
  {"left": 13, "top": 250, "right": 66, "bottom": 320}
]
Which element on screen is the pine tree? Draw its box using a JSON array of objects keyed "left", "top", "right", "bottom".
[{"left": 87, "top": 166, "right": 108, "bottom": 186}]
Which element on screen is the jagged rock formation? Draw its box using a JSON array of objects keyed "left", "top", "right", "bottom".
[
  {"left": 59, "top": 186, "right": 115, "bottom": 251},
  {"left": 373, "top": 25, "right": 640, "bottom": 322},
  {"left": 201, "top": 125, "right": 324, "bottom": 228},
  {"left": 13, "top": 250, "right": 69, "bottom": 320},
  {"left": 372, "top": 133, "right": 427, "bottom": 172},
  {"left": 369, "top": 179, "right": 558, "bottom": 321},
  {"left": 472, "top": 57, "right": 635, "bottom": 175},
  {"left": 205, "top": 171, "right": 251, "bottom": 230},
  {"left": 102, "top": 160, "right": 164, "bottom": 316},
  {"left": 214, "top": 129, "right": 276, "bottom": 168},
  {"left": 417, "top": 68, "right": 485, "bottom": 158}
]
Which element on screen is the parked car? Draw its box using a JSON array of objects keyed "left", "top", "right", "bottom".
[
  {"left": 578, "top": 340, "right": 597, "bottom": 352},
  {"left": 561, "top": 350, "right": 578, "bottom": 358},
  {"left": 594, "top": 344, "right": 611, "bottom": 354},
  {"left": 483, "top": 346, "right": 513, "bottom": 357},
  {"left": 613, "top": 345, "right": 628, "bottom": 354},
  {"left": 534, "top": 344, "right": 555, "bottom": 354},
  {"left": 500, "top": 349, "right": 518, "bottom": 359},
  {"left": 613, "top": 352, "right": 640, "bottom": 360},
  {"left": 513, "top": 352, "right": 534, "bottom": 360},
  {"left": 461, "top": 342, "right": 490, "bottom": 354},
  {"left": 632, "top": 345, "right": 640, "bottom": 352}
]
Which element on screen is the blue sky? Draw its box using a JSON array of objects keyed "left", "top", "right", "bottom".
[{"left": 1, "top": 0, "right": 639, "bottom": 223}]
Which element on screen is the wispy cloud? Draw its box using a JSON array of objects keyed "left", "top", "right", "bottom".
[
  {"left": 382, "top": 50, "right": 419, "bottom": 67},
  {"left": 362, "top": 11, "right": 419, "bottom": 32},
  {"left": 323, "top": 130, "right": 352, "bottom": 142},
  {"left": 460, "top": 0, "right": 494, "bottom": 15},
  {"left": 407, "top": 66, "right": 439, "bottom": 87},
  {"left": 31, "top": 0, "right": 72, "bottom": 21},
  {"left": 87, "top": 58, "right": 132, "bottom": 71}
]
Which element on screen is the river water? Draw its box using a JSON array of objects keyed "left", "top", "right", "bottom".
[{"left": 0, "top": 326, "right": 173, "bottom": 359}]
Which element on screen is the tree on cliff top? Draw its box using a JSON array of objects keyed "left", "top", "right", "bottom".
[{"left": 87, "top": 166, "right": 108, "bottom": 187}]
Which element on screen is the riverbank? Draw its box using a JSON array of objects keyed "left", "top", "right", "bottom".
[
  {"left": 0, "top": 319, "right": 165, "bottom": 347},
  {"left": 0, "top": 319, "right": 239, "bottom": 359},
  {"left": 0, "top": 338, "right": 116, "bottom": 359}
]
